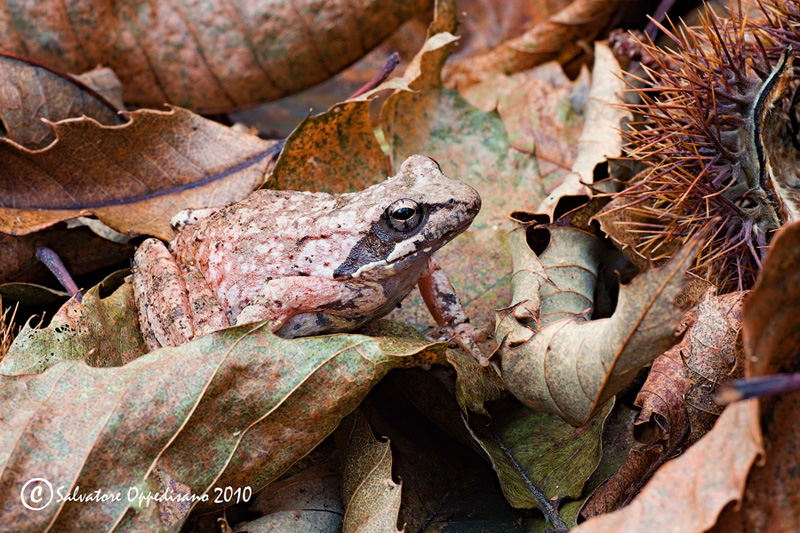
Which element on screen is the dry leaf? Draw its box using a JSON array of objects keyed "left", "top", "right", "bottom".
[
  {"left": 269, "top": 80, "right": 410, "bottom": 193},
  {"left": 573, "top": 400, "right": 763, "bottom": 533},
  {"left": 0, "top": 0, "right": 430, "bottom": 113},
  {"left": 74, "top": 66, "right": 126, "bottom": 111},
  {"left": 539, "top": 43, "right": 629, "bottom": 212},
  {"left": 339, "top": 411, "right": 402, "bottom": 533},
  {"left": 443, "top": 0, "right": 623, "bottom": 90},
  {"left": 0, "top": 321, "right": 446, "bottom": 530},
  {"left": 0, "top": 52, "right": 124, "bottom": 149},
  {"left": 635, "top": 289, "right": 745, "bottom": 446},
  {"left": 497, "top": 223, "right": 701, "bottom": 426},
  {"left": 0, "top": 107, "right": 276, "bottom": 239},
  {"left": 709, "top": 220, "right": 800, "bottom": 530}
]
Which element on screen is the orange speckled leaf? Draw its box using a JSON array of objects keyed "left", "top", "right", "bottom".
[
  {"left": 0, "top": 0, "right": 430, "bottom": 113},
  {"left": 0, "top": 107, "right": 276, "bottom": 240},
  {"left": 269, "top": 80, "right": 410, "bottom": 193}
]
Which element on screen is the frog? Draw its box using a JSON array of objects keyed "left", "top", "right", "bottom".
[{"left": 131, "top": 155, "right": 488, "bottom": 363}]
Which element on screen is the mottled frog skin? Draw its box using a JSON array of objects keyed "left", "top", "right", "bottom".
[{"left": 132, "top": 155, "right": 482, "bottom": 352}]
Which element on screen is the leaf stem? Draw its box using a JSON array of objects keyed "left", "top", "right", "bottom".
[
  {"left": 349, "top": 52, "right": 401, "bottom": 98},
  {"left": 36, "top": 247, "right": 83, "bottom": 303}
]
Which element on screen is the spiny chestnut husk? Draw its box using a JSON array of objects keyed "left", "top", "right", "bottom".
[{"left": 597, "top": 3, "right": 800, "bottom": 292}]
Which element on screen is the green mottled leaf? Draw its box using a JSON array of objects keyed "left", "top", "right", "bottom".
[{"left": 0, "top": 321, "right": 446, "bottom": 531}]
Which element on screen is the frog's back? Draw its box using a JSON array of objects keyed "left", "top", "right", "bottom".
[{"left": 172, "top": 188, "right": 375, "bottom": 317}]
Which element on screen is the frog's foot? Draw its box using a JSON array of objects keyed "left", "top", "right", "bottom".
[
  {"left": 419, "top": 258, "right": 491, "bottom": 366},
  {"left": 426, "top": 322, "right": 491, "bottom": 366}
]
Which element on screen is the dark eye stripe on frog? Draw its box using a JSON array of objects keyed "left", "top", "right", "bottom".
[
  {"left": 332, "top": 199, "right": 466, "bottom": 279},
  {"left": 333, "top": 219, "right": 397, "bottom": 278}
]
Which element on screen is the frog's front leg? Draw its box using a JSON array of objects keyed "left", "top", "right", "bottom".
[
  {"left": 133, "top": 239, "right": 230, "bottom": 351},
  {"left": 419, "top": 258, "right": 490, "bottom": 366}
]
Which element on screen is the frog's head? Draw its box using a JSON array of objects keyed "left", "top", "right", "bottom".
[{"left": 333, "top": 155, "right": 481, "bottom": 280}]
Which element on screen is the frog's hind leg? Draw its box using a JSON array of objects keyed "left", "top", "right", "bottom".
[{"left": 132, "top": 238, "right": 229, "bottom": 351}]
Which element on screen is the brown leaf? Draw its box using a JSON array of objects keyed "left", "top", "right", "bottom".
[
  {"left": 443, "top": 0, "right": 623, "bottom": 90},
  {"left": 0, "top": 0, "right": 430, "bottom": 113},
  {"left": 635, "top": 289, "right": 745, "bottom": 447},
  {"left": 0, "top": 107, "right": 276, "bottom": 239},
  {"left": 709, "top": 220, "right": 800, "bottom": 531},
  {"left": 0, "top": 52, "right": 124, "bottom": 149},
  {"left": 0, "top": 321, "right": 446, "bottom": 530},
  {"left": 742, "top": 221, "right": 800, "bottom": 378},
  {"left": 74, "top": 66, "right": 126, "bottom": 111},
  {"left": 539, "top": 43, "right": 629, "bottom": 212},
  {"left": 573, "top": 400, "right": 763, "bottom": 533},
  {"left": 498, "top": 223, "right": 701, "bottom": 426},
  {"left": 578, "top": 446, "right": 660, "bottom": 521},
  {"left": 339, "top": 411, "right": 402, "bottom": 533},
  {"left": 451, "top": 0, "right": 573, "bottom": 62}
]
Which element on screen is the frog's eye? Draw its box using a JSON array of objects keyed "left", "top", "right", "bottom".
[{"left": 385, "top": 199, "right": 423, "bottom": 232}]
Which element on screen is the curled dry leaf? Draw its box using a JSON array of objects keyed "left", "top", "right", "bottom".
[
  {"left": 635, "top": 289, "right": 745, "bottom": 447},
  {"left": 0, "top": 321, "right": 446, "bottom": 531},
  {"left": 538, "top": 43, "right": 629, "bottom": 213},
  {"left": 339, "top": 411, "right": 402, "bottom": 533},
  {"left": 0, "top": 107, "right": 276, "bottom": 239},
  {"left": 497, "top": 223, "right": 702, "bottom": 426},
  {"left": 0, "top": 0, "right": 430, "bottom": 113},
  {"left": 0, "top": 52, "right": 125, "bottom": 149},
  {"left": 580, "top": 289, "right": 745, "bottom": 518},
  {"left": 443, "top": 0, "right": 623, "bottom": 90}
]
